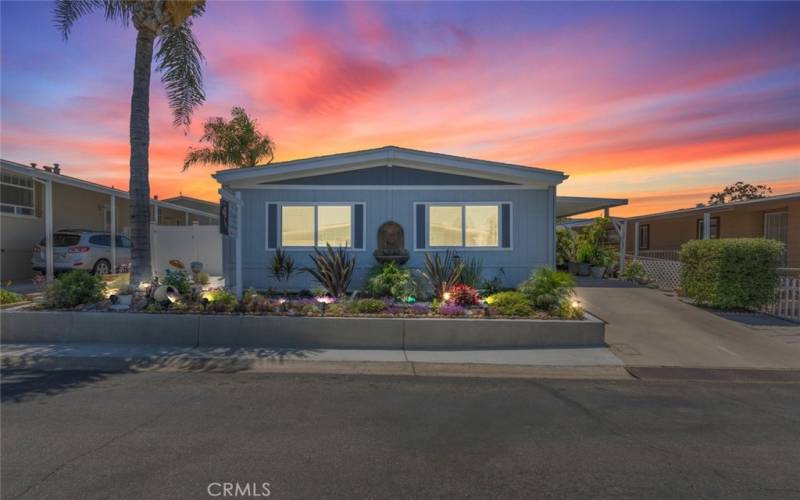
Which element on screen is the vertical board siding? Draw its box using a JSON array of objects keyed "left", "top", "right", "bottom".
[{"left": 238, "top": 188, "right": 552, "bottom": 291}]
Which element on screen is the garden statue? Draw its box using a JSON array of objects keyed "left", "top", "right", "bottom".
[{"left": 374, "top": 221, "right": 409, "bottom": 265}]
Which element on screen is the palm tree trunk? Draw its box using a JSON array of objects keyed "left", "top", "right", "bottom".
[{"left": 129, "top": 28, "right": 155, "bottom": 285}]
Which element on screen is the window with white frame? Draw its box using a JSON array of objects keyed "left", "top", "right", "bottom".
[
  {"left": 281, "top": 204, "right": 352, "bottom": 247},
  {"left": 0, "top": 172, "right": 35, "bottom": 216},
  {"left": 429, "top": 204, "right": 500, "bottom": 248}
]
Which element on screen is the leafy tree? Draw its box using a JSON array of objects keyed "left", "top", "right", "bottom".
[
  {"left": 183, "top": 106, "right": 275, "bottom": 170},
  {"left": 708, "top": 182, "right": 772, "bottom": 205},
  {"left": 54, "top": 0, "right": 207, "bottom": 284}
]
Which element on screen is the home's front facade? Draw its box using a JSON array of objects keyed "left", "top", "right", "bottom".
[
  {"left": 214, "top": 146, "right": 624, "bottom": 294},
  {"left": 625, "top": 192, "right": 800, "bottom": 267}
]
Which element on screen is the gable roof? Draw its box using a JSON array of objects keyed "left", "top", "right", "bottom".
[
  {"left": 161, "top": 195, "right": 219, "bottom": 215},
  {"left": 1, "top": 159, "right": 218, "bottom": 220},
  {"left": 627, "top": 191, "right": 800, "bottom": 222},
  {"left": 212, "top": 145, "right": 568, "bottom": 188}
]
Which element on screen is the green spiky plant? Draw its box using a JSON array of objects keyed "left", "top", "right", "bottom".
[
  {"left": 458, "top": 257, "right": 483, "bottom": 288},
  {"left": 270, "top": 248, "right": 296, "bottom": 293},
  {"left": 421, "top": 250, "right": 464, "bottom": 300},
  {"left": 303, "top": 244, "right": 355, "bottom": 297}
]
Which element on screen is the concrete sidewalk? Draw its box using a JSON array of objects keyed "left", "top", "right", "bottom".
[
  {"left": 0, "top": 343, "right": 629, "bottom": 380},
  {"left": 577, "top": 279, "right": 800, "bottom": 369}
]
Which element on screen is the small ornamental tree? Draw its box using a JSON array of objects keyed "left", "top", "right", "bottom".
[{"left": 679, "top": 238, "right": 783, "bottom": 309}]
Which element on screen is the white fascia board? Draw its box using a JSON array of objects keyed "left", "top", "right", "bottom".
[{"left": 214, "top": 148, "right": 567, "bottom": 188}]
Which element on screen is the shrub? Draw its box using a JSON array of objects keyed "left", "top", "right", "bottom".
[
  {"left": 44, "top": 271, "right": 106, "bottom": 308},
  {"left": 270, "top": 249, "right": 296, "bottom": 288},
  {"left": 348, "top": 298, "right": 386, "bottom": 314},
  {"left": 575, "top": 217, "right": 609, "bottom": 265},
  {"left": 325, "top": 303, "right": 347, "bottom": 316},
  {"left": 204, "top": 289, "right": 238, "bottom": 312},
  {"left": 518, "top": 267, "right": 576, "bottom": 313},
  {"left": 679, "top": 238, "right": 783, "bottom": 309},
  {"left": 366, "top": 262, "right": 413, "bottom": 299},
  {"left": 438, "top": 303, "right": 466, "bottom": 316},
  {"left": 556, "top": 227, "right": 577, "bottom": 266},
  {"left": 303, "top": 244, "right": 355, "bottom": 297},
  {"left": 0, "top": 288, "right": 25, "bottom": 305},
  {"left": 421, "top": 250, "right": 463, "bottom": 300},
  {"left": 195, "top": 271, "right": 210, "bottom": 285},
  {"left": 447, "top": 283, "right": 480, "bottom": 306},
  {"left": 486, "top": 291, "right": 533, "bottom": 317},
  {"left": 163, "top": 269, "right": 191, "bottom": 295},
  {"left": 481, "top": 268, "right": 506, "bottom": 295},
  {"left": 554, "top": 300, "right": 584, "bottom": 320},
  {"left": 458, "top": 257, "right": 483, "bottom": 287},
  {"left": 620, "top": 261, "right": 647, "bottom": 283}
]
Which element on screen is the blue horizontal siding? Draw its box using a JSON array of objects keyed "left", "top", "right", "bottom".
[{"left": 236, "top": 188, "right": 553, "bottom": 291}]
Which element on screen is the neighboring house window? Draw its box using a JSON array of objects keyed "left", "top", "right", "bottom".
[
  {"left": 428, "top": 204, "right": 500, "bottom": 248},
  {"left": 0, "top": 172, "right": 35, "bottom": 216},
  {"left": 281, "top": 204, "right": 352, "bottom": 247},
  {"left": 764, "top": 211, "right": 788, "bottom": 265},
  {"left": 696, "top": 216, "right": 720, "bottom": 239},
  {"left": 639, "top": 224, "right": 650, "bottom": 250}
]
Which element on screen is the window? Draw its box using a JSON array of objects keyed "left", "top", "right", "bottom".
[
  {"left": 40, "top": 234, "right": 81, "bottom": 247},
  {"left": 1, "top": 172, "right": 35, "bottom": 216},
  {"left": 639, "top": 224, "right": 650, "bottom": 250},
  {"left": 116, "top": 236, "right": 133, "bottom": 248},
  {"left": 696, "top": 217, "right": 720, "bottom": 239},
  {"left": 428, "top": 204, "right": 500, "bottom": 248},
  {"left": 281, "top": 205, "right": 352, "bottom": 247},
  {"left": 89, "top": 235, "right": 111, "bottom": 246}
]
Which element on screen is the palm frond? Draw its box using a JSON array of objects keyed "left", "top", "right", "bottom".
[
  {"left": 54, "top": 0, "right": 101, "bottom": 39},
  {"left": 155, "top": 19, "right": 206, "bottom": 128},
  {"left": 54, "top": 0, "right": 132, "bottom": 40},
  {"left": 183, "top": 147, "right": 228, "bottom": 171}
]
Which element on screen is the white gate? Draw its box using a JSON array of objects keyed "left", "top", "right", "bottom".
[{"left": 150, "top": 224, "right": 222, "bottom": 276}]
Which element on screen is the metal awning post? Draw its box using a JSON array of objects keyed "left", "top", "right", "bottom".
[
  {"left": 612, "top": 218, "right": 626, "bottom": 273},
  {"left": 634, "top": 221, "right": 640, "bottom": 257},
  {"left": 110, "top": 194, "right": 116, "bottom": 273},
  {"left": 45, "top": 179, "right": 54, "bottom": 282}
]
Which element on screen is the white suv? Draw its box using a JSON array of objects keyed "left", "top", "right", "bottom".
[{"left": 32, "top": 230, "right": 133, "bottom": 275}]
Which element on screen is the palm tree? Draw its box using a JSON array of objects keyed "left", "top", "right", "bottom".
[
  {"left": 54, "top": 0, "right": 207, "bottom": 285},
  {"left": 183, "top": 106, "right": 275, "bottom": 170}
]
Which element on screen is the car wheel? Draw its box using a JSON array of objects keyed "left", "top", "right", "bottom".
[{"left": 93, "top": 259, "right": 111, "bottom": 275}]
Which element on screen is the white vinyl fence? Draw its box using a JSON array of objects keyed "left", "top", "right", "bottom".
[
  {"left": 764, "top": 275, "right": 800, "bottom": 322},
  {"left": 150, "top": 224, "right": 222, "bottom": 276}
]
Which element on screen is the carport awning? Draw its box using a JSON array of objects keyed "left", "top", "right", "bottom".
[{"left": 556, "top": 196, "right": 628, "bottom": 218}]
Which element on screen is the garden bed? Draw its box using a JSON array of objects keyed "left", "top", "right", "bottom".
[{"left": 1, "top": 309, "right": 605, "bottom": 349}]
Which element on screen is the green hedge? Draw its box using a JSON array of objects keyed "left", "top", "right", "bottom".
[{"left": 679, "top": 238, "right": 783, "bottom": 309}]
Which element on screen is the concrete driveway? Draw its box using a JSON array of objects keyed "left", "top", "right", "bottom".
[{"left": 576, "top": 278, "right": 800, "bottom": 369}]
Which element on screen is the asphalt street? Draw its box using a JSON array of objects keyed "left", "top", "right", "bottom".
[{"left": 2, "top": 370, "right": 799, "bottom": 499}]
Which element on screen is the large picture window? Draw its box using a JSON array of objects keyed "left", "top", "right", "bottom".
[
  {"left": 281, "top": 204, "right": 352, "bottom": 247},
  {"left": 428, "top": 204, "right": 499, "bottom": 248},
  {"left": 1, "top": 172, "right": 35, "bottom": 216}
]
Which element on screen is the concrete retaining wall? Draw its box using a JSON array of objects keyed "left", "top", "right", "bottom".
[{"left": 1, "top": 311, "right": 604, "bottom": 349}]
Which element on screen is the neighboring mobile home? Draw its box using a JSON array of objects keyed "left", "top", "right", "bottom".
[
  {"left": 213, "top": 146, "right": 625, "bottom": 294},
  {"left": 625, "top": 192, "right": 799, "bottom": 267},
  {"left": 0, "top": 159, "right": 219, "bottom": 283}
]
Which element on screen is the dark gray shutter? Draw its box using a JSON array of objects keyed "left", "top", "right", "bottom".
[
  {"left": 501, "top": 203, "right": 511, "bottom": 248},
  {"left": 353, "top": 203, "right": 364, "bottom": 249},
  {"left": 267, "top": 203, "right": 278, "bottom": 249},
  {"left": 415, "top": 204, "right": 426, "bottom": 250}
]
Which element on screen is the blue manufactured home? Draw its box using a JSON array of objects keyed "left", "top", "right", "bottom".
[{"left": 213, "top": 146, "right": 625, "bottom": 294}]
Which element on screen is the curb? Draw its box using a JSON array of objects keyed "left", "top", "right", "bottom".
[{"left": 0, "top": 353, "right": 631, "bottom": 380}]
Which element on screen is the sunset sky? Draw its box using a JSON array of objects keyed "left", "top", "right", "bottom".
[{"left": 1, "top": 1, "right": 798, "bottom": 216}]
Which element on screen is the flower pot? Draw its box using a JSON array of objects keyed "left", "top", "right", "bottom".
[
  {"left": 578, "top": 262, "right": 591, "bottom": 276},
  {"left": 590, "top": 266, "right": 606, "bottom": 279},
  {"left": 567, "top": 261, "right": 580, "bottom": 275}
]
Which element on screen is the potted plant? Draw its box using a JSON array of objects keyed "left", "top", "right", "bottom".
[
  {"left": 576, "top": 240, "right": 593, "bottom": 276},
  {"left": 590, "top": 247, "right": 607, "bottom": 279},
  {"left": 556, "top": 227, "right": 578, "bottom": 273}
]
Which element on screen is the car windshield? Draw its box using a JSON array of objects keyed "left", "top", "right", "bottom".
[{"left": 39, "top": 234, "right": 81, "bottom": 247}]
